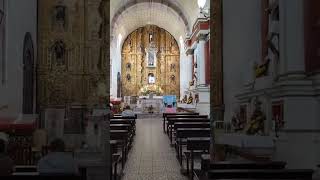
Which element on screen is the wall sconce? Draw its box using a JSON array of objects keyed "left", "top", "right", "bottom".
[{"left": 0, "top": 10, "right": 4, "bottom": 25}]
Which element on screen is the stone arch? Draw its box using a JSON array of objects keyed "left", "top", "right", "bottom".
[{"left": 111, "top": 0, "right": 190, "bottom": 37}]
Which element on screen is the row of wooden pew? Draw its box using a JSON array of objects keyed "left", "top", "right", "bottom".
[
  {"left": 163, "top": 112, "right": 211, "bottom": 180},
  {"left": 162, "top": 113, "right": 314, "bottom": 180},
  {"left": 110, "top": 114, "right": 137, "bottom": 180}
]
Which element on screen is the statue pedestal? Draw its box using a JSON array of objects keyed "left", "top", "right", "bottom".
[{"left": 195, "top": 86, "right": 210, "bottom": 115}]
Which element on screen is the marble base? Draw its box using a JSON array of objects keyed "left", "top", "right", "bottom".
[{"left": 195, "top": 86, "right": 210, "bottom": 115}]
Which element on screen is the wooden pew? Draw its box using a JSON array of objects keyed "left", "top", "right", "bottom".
[
  {"left": 201, "top": 154, "right": 286, "bottom": 171},
  {"left": 172, "top": 122, "right": 210, "bottom": 144},
  {"left": 9, "top": 174, "right": 83, "bottom": 180},
  {"left": 110, "top": 117, "right": 136, "bottom": 133},
  {"left": 167, "top": 117, "right": 209, "bottom": 143},
  {"left": 185, "top": 137, "right": 210, "bottom": 180},
  {"left": 12, "top": 165, "right": 85, "bottom": 180},
  {"left": 110, "top": 130, "right": 129, "bottom": 168},
  {"left": 163, "top": 113, "right": 199, "bottom": 132},
  {"left": 110, "top": 124, "right": 134, "bottom": 137},
  {"left": 207, "top": 169, "right": 314, "bottom": 179},
  {"left": 166, "top": 115, "right": 207, "bottom": 134},
  {"left": 209, "top": 161, "right": 287, "bottom": 170},
  {"left": 175, "top": 128, "right": 210, "bottom": 165},
  {"left": 14, "top": 165, "right": 37, "bottom": 172}
]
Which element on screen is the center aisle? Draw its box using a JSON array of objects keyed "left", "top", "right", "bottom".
[{"left": 122, "top": 117, "right": 187, "bottom": 180}]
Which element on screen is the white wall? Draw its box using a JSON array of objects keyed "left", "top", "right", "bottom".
[
  {"left": 0, "top": 0, "right": 37, "bottom": 119},
  {"left": 222, "top": 0, "right": 262, "bottom": 122},
  {"left": 110, "top": 37, "right": 121, "bottom": 98}
]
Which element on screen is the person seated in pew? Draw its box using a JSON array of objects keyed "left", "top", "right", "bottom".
[
  {"left": 121, "top": 105, "right": 135, "bottom": 117},
  {"left": 37, "top": 138, "right": 79, "bottom": 175},
  {"left": 0, "top": 139, "right": 14, "bottom": 176}
]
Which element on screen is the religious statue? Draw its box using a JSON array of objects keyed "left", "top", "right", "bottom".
[
  {"left": 266, "top": 0, "right": 279, "bottom": 57},
  {"left": 182, "top": 94, "right": 188, "bottom": 104},
  {"left": 51, "top": 40, "right": 66, "bottom": 65},
  {"left": 266, "top": 0, "right": 280, "bottom": 80},
  {"left": 244, "top": 98, "right": 266, "bottom": 135},
  {"left": 187, "top": 93, "right": 193, "bottom": 104},
  {"left": 126, "top": 74, "right": 131, "bottom": 82},
  {"left": 147, "top": 50, "right": 155, "bottom": 66},
  {"left": 126, "top": 63, "right": 131, "bottom": 71},
  {"left": 148, "top": 73, "right": 155, "bottom": 84},
  {"left": 231, "top": 106, "right": 247, "bottom": 132},
  {"left": 195, "top": 93, "right": 199, "bottom": 103},
  {"left": 170, "top": 75, "right": 176, "bottom": 84},
  {"left": 170, "top": 64, "right": 176, "bottom": 72},
  {"left": 52, "top": 3, "right": 67, "bottom": 29}
]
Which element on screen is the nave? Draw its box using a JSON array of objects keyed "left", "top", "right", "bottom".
[{"left": 121, "top": 117, "right": 187, "bottom": 180}]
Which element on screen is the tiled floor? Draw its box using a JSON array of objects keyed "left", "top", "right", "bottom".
[{"left": 122, "top": 117, "right": 188, "bottom": 180}]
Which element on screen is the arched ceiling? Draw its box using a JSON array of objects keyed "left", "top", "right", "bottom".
[{"left": 110, "top": 0, "right": 207, "bottom": 46}]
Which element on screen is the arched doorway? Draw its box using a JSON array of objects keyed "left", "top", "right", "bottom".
[{"left": 22, "top": 32, "right": 35, "bottom": 114}]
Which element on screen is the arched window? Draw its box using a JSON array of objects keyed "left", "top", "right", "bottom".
[{"left": 22, "top": 32, "right": 35, "bottom": 114}]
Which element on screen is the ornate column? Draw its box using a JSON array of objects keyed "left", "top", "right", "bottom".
[{"left": 186, "top": 49, "right": 194, "bottom": 86}]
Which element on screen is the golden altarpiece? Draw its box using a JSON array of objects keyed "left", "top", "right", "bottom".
[
  {"left": 121, "top": 25, "right": 180, "bottom": 98},
  {"left": 37, "top": 0, "right": 110, "bottom": 134}
]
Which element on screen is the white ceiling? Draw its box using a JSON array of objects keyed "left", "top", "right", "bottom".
[{"left": 110, "top": 0, "right": 209, "bottom": 46}]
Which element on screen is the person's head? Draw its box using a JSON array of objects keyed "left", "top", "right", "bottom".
[
  {"left": 124, "top": 105, "right": 131, "bottom": 110},
  {"left": 0, "top": 139, "right": 6, "bottom": 154},
  {"left": 50, "top": 138, "right": 65, "bottom": 152}
]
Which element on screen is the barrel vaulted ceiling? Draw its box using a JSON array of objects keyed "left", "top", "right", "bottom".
[{"left": 110, "top": 0, "right": 209, "bottom": 46}]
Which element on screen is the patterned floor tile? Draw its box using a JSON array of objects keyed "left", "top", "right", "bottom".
[{"left": 122, "top": 118, "right": 187, "bottom": 180}]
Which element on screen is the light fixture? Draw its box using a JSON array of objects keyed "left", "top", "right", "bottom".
[
  {"left": 0, "top": 10, "right": 4, "bottom": 25},
  {"left": 197, "top": 0, "right": 208, "bottom": 18},
  {"left": 197, "top": 0, "right": 207, "bottom": 10}
]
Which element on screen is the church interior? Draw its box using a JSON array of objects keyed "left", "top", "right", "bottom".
[{"left": 0, "top": 0, "right": 320, "bottom": 179}]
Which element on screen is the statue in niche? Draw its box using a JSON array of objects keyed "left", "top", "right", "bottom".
[
  {"left": 52, "top": 4, "right": 67, "bottom": 29},
  {"left": 126, "top": 74, "right": 131, "bottom": 82},
  {"left": 147, "top": 49, "right": 156, "bottom": 67},
  {"left": 170, "top": 64, "right": 176, "bottom": 72},
  {"left": 148, "top": 73, "right": 155, "bottom": 84},
  {"left": 51, "top": 40, "right": 66, "bottom": 65},
  {"left": 126, "top": 63, "right": 131, "bottom": 71},
  {"left": 170, "top": 75, "right": 176, "bottom": 84}
]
